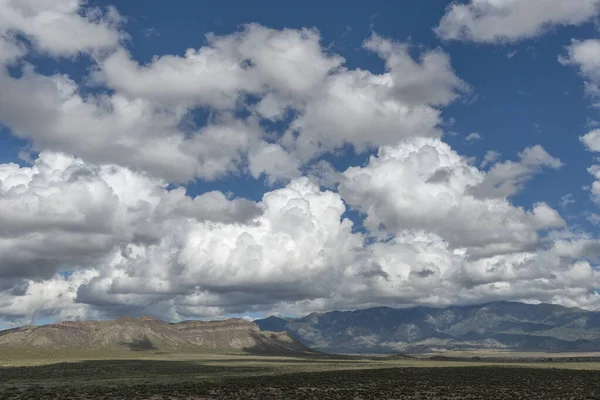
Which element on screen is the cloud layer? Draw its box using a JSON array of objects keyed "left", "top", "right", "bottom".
[
  {"left": 3, "top": 148, "right": 598, "bottom": 323},
  {"left": 0, "top": 0, "right": 599, "bottom": 324}
]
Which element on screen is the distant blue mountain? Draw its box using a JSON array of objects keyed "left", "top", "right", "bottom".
[{"left": 255, "top": 302, "right": 600, "bottom": 354}]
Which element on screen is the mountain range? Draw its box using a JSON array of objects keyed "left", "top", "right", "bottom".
[
  {"left": 0, "top": 317, "right": 313, "bottom": 355},
  {"left": 255, "top": 301, "right": 600, "bottom": 354},
  {"left": 4, "top": 301, "right": 600, "bottom": 356}
]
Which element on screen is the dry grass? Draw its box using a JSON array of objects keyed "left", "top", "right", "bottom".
[{"left": 4, "top": 347, "right": 600, "bottom": 370}]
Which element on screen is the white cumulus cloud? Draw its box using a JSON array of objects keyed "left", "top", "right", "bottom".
[{"left": 436, "top": 0, "right": 600, "bottom": 43}]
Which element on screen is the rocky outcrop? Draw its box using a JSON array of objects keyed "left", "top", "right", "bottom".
[{"left": 0, "top": 317, "right": 313, "bottom": 355}]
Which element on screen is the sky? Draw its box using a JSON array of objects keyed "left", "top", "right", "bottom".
[{"left": 3, "top": 0, "right": 600, "bottom": 326}]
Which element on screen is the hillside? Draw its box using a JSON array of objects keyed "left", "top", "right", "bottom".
[
  {"left": 0, "top": 317, "right": 314, "bottom": 355},
  {"left": 255, "top": 302, "right": 600, "bottom": 354}
]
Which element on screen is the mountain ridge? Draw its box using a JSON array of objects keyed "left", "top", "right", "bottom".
[
  {"left": 255, "top": 301, "right": 600, "bottom": 354},
  {"left": 0, "top": 316, "right": 315, "bottom": 355}
]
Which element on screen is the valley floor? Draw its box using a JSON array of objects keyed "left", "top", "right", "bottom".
[{"left": 2, "top": 351, "right": 600, "bottom": 399}]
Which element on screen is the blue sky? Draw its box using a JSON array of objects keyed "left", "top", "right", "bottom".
[{"left": 3, "top": 0, "right": 600, "bottom": 325}]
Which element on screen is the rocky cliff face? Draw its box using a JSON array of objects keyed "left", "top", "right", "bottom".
[
  {"left": 255, "top": 302, "right": 600, "bottom": 354},
  {"left": 0, "top": 317, "right": 313, "bottom": 355}
]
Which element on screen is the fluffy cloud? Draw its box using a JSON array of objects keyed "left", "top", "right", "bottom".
[
  {"left": 579, "top": 129, "right": 600, "bottom": 203},
  {"left": 286, "top": 34, "right": 468, "bottom": 161},
  {"left": 362, "top": 33, "right": 468, "bottom": 107},
  {"left": 564, "top": 48, "right": 600, "bottom": 204},
  {"left": 436, "top": 0, "right": 600, "bottom": 43},
  {"left": 471, "top": 145, "right": 563, "bottom": 198},
  {"left": 248, "top": 142, "right": 302, "bottom": 183},
  {"left": 0, "top": 152, "right": 261, "bottom": 282},
  {"left": 0, "top": 66, "right": 266, "bottom": 182},
  {"left": 561, "top": 40, "right": 600, "bottom": 102},
  {"left": 480, "top": 150, "right": 501, "bottom": 168},
  {"left": 0, "top": 0, "right": 123, "bottom": 57},
  {"left": 98, "top": 28, "right": 468, "bottom": 165},
  {"left": 581, "top": 129, "right": 600, "bottom": 152},
  {"left": 0, "top": 149, "right": 353, "bottom": 319},
  {"left": 1, "top": 17, "right": 466, "bottom": 182},
  {"left": 272, "top": 227, "right": 600, "bottom": 315},
  {"left": 0, "top": 269, "right": 99, "bottom": 322},
  {"left": 465, "top": 132, "right": 481, "bottom": 142},
  {"left": 0, "top": 160, "right": 363, "bottom": 320},
  {"left": 362, "top": 232, "right": 600, "bottom": 309},
  {"left": 567, "top": 41, "right": 600, "bottom": 204},
  {"left": 98, "top": 24, "right": 343, "bottom": 109},
  {"left": 339, "top": 138, "right": 564, "bottom": 258}
]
